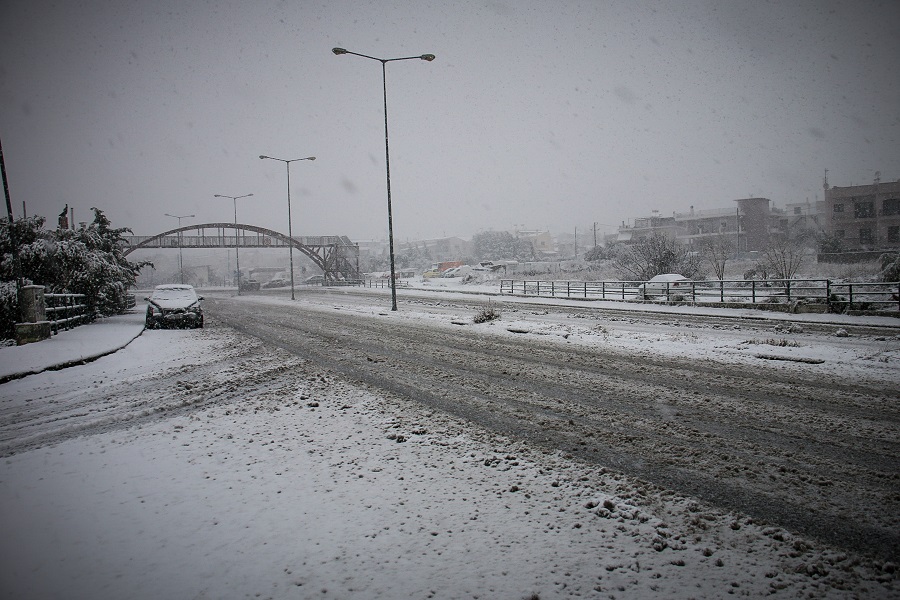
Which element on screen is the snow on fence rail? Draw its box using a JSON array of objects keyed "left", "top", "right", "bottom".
[
  {"left": 44, "top": 293, "right": 92, "bottom": 334},
  {"left": 500, "top": 279, "right": 900, "bottom": 312},
  {"left": 356, "top": 278, "right": 411, "bottom": 289}
]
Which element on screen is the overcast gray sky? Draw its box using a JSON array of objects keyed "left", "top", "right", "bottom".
[{"left": 1, "top": 0, "right": 898, "bottom": 243}]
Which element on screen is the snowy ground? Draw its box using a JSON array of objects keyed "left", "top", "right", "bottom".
[{"left": 1, "top": 289, "right": 898, "bottom": 599}]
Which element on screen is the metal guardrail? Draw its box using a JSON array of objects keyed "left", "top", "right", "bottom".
[
  {"left": 44, "top": 293, "right": 92, "bottom": 334},
  {"left": 353, "top": 279, "right": 410, "bottom": 289},
  {"left": 500, "top": 279, "right": 900, "bottom": 312}
]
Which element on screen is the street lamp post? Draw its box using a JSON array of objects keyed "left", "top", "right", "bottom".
[
  {"left": 214, "top": 193, "right": 253, "bottom": 294},
  {"left": 258, "top": 155, "right": 315, "bottom": 300},
  {"left": 164, "top": 213, "right": 194, "bottom": 284},
  {"left": 332, "top": 47, "right": 434, "bottom": 312}
]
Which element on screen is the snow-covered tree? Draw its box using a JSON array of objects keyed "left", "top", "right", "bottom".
[
  {"left": 700, "top": 234, "right": 733, "bottom": 281},
  {"left": 1, "top": 209, "right": 150, "bottom": 339},
  {"left": 472, "top": 231, "right": 535, "bottom": 261},
  {"left": 613, "top": 234, "right": 706, "bottom": 281},
  {"left": 757, "top": 231, "right": 813, "bottom": 280}
]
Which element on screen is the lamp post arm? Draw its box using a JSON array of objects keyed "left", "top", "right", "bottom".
[{"left": 332, "top": 48, "right": 435, "bottom": 63}]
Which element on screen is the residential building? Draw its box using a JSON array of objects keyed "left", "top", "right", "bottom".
[
  {"left": 514, "top": 230, "right": 555, "bottom": 258},
  {"left": 823, "top": 178, "right": 900, "bottom": 250},
  {"left": 397, "top": 236, "right": 473, "bottom": 262},
  {"left": 616, "top": 198, "right": 779, "bottom": 252}
]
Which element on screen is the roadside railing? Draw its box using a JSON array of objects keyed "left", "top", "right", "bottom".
[
  {"left": 500, "top": 279, "right": 900, "bottom": 313},
  {"left": 355, "top": 279, "right": 410, "bottom": 289},
  {"left": 44, "top": 293, "right": 92, "bottom": 334}
]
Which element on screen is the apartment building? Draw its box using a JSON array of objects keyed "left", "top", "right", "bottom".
[
  {"left": 823, "top": 179, "right": 900, "bottom": 250},
  {"left": 616, "top": 197, "right": 777, "bottom": 252}
]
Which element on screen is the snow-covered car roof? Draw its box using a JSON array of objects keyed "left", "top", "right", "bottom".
[
  {"left": 153, "top": 284, "right": 195, "bottom": 291},
  {"left": 647, "top": 273, "right": 689, "bottom": 282},
  {"left": 148, "top": 285, "right": 200, "bottom": 308}
]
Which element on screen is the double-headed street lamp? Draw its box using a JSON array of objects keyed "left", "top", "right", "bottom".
[
  {"left": 164, "top": 213, "right": 194, "bottom": 284},
  {"left": 258, "top": 155, "right": 315, "bottom": 300},
  {"left": 332, "top": 47, "right": 435, "bottom": 312},
  {"left": 214, "top": 193, "right": 253, "bottom": 294}
]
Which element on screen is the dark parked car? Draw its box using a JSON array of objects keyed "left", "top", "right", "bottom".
[
  {"left": 263, "top": 277, "right": 289, "bottom": 288},
  {"left": 144, "top": 284, "right": 204, "bottom": 329},
  {"left": 239, "top": 278, "right": 260, "bottom": 291}
]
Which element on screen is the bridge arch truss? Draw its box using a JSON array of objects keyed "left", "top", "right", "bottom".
[{"left": 122, "top": 223, "right": 360, "bottom": 281}]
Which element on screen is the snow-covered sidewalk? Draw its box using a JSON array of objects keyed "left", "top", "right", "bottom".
[{"left": 0, "top": 309, "right": 146, "bottom": 383}]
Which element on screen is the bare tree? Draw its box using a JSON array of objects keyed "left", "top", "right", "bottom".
[
  {"left": 613, "top": 233, "right": 706, "bottom": 281},
  {"left": 758, "top": 232, "right": 812, "bottom": 280},
  {"left": 700, "top": 234, "right": 733, "bottom": 280}
]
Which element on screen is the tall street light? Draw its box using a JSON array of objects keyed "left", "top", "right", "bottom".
[
  {"left": 258, "top": 155, "right": 315, "bottom": 300},
  {"left": 164, "top": 213, "right": 194, "bottom": 284},
  {"left": 332, "top": 47, "right": 435, "bottom": 312},
  {"left": 214, "top": 193, "right": 253, "bottom": 294}
]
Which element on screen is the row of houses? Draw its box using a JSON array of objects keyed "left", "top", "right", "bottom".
[
  {"left": 359, "top": 176, "right": 900, "bottom": 265},
  {"left": 612, "top": 177, "right": 900, "bottom": 255}
]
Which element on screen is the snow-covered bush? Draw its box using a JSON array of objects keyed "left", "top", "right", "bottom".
[
  {"left": 880, "top": 253, "right": 900, "bottom": 282},
  {"left": 0, "top": 280, "right": 18, "bottom": 340},
  {"left": 1, "top": 209, "right": 150, "bottom": 338},
  {"left": 473, "top": 302, "right": 500, "bottom": 323}
]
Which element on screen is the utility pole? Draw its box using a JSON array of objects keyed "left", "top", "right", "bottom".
[{"left": 1, "top": 136, "right": 22, "bottom": 288}]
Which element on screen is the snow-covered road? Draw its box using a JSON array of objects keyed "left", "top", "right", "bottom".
[
  {"left": 206, "top": 294, "right": 899, "bottom": 560},
  {"left": 1, "top": 292, "right": 898, "bottom": 599}
]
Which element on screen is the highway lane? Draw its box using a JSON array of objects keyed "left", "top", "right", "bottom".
[{"left": 205, "top": 293, "right": 900, "bottom": 562}]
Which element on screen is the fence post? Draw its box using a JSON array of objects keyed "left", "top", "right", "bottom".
[
  {"left": 719, "top": 280, "right": 724, "bottom": 303},
  {"left": 786, "top": 279, "right": 791, "bottom": 303},
  {"left": 752, "top": 280, "right": 756, "bottom": 304},
  {"left": 15, "top": 285, "right": 51, "bottom": 345},
  {"left": 826, "top": 280, "right": 831, "bottom": 311},
  {"left": 848, "top": 284, "right": 853, "bottom": 307}
]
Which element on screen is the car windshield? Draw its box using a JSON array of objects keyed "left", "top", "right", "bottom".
[{"left": 151, "top": 287, "right": 197, "bottom": 303}]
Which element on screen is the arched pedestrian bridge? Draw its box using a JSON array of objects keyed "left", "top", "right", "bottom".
[{"left": 122, "top": 223, "right": 360, "bottom": 281}]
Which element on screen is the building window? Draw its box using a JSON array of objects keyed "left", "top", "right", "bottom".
[
  {"left": 884, "top": 198, "right": 900, "bottom": 216},
  {"left": 889, "top": 226, "right": 900, "bottom": 243},
  {"left": 854, "top": 202, "right": 875, "bottom": 219},
  {"left": 859, "top": 228, "right": 873, "bottom": 245},
  {"left": 833, "top": 203, "right": 844, "bottom": 213},
  {"left": 835, "top": 230, "right": 845, "bottom": 238}
]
